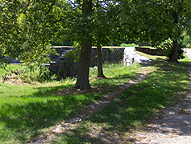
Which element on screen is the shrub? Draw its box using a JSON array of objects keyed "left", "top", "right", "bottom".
[
  {"left": 156, "top": 38, "right": 184, "bottom": 60},
  {"left": 19, "top": 65, "right": 56, "bottom": 83},
  {"left": 120, "top": 43, "right": 139, "bottom": 47}
]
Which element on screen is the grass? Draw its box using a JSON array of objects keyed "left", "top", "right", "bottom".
[
  {"left": 0, "top": 64, "right": 23, "bottom": 77},
  {"left": 0, "top": 61, "right": 140, "bottom": 143},
  {"left": 0, "top": 53, "right": 190, "bottom": 143},
  {"left": 49, "top": 53, "right": 191, "bottom": 143}
]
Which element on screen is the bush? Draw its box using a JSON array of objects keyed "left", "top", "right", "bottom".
[
  {"left": 19, "top": 65, "right": 56, "bottom": 83},
  {"left": 120, "top": 43, "right": 139, "bottom": 47},
  {"left": 156, "top": 38, "right": 184, "bottom": 60},
  {"left": 181, "top": 35, "right": 191, "bottom": 48}
]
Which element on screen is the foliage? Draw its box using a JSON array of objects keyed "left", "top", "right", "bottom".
[
  {"left": 120, "top": 0, "right": 191, "bottom": 61},
  {"left": 120, "top": 43, "right": 139, "bottom": 47},
  {"left": 19, "top": 65, "right": 56, "bottom": 83},
  {"left": 156, "top": 38, "right": 184, "bottom": 60},
  {"left": 182, "top": 36, "right": 191, "bottom": 48},
  {"left": 63, "top": 47, "right": 80, "bottom": 63},
  {"left": 181, "top": 31, "right": 191, "bottom": 48},
  {"left": 0, "top": 0, "right": 71, "bottom": 66},
  {"left": 61, "top": 77, "right": 76, "bottom": 85},
  {"left": 50, "top": 39, "right": 73, "bottom": 46},
  {"left": 89, "top": 66, "right": 98, "bottom": 77}
]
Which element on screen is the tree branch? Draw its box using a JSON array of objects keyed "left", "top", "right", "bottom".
[{"left": 53, "top": 18, "right": 63, "bottom": 23}]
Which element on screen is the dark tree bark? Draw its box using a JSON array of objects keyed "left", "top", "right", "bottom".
[
  {"left": 75, "top": 38, "right": 92, "bottom": 90},
  {"left": 169, "top": 39, "right": 178, "bottom": 62},
  {"left": 97, "top": 42, "right": 105, "bottom": 78},
  {"left": 75, "top": 0, "right": 92, "bottom": 90},
  {"left": 169, "top": 11, "right": 179, "bottom": 62}
]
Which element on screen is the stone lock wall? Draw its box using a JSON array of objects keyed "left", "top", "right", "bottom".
[
  {"left": 5, "top": 46, "right": 161, "bottom": 77},
  {"left": 124, "top": 47, "right": 151, "bottom": 66},
  {"left": 135, "top": 47, "right": 166, "bottom": 56},
  {"left": 49, "top": 47, "right": 125, "bottom": 77}
]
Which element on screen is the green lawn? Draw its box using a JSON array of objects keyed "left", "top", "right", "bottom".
[
  {"left": 0, "top": 62, "right": 140, "bottom": 143},
  {"left": 49, "top": 53, "right": 191, "bottom": 143},
  {"left": 0, "top": 54, "right": 190, "bottom": 143}
]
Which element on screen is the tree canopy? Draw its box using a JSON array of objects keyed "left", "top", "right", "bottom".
[
  {"left": 120, "top": 0, "right": 191, "bottom": 61},
  {"left": 1, "top": 0, "right": 191, "bottom": 89}
]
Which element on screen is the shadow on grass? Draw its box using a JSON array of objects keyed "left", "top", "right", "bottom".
[
  {"left": 87, "top": 59, "right": 191, "bottom": 138},
  {"left": 0, "top": 72, "right": 137, "bottom": 143},
  {"left": 91, "top": 72, "right": 137, "bottom": 88},
  {"left": 50, "top": 127, "right": 105, "bottom": 144},
  {"left": 46, "top": 59, "right": 191, "bottom": 143},
  {"left": 1, "top": 58, "right": 190, "bottom": 143},
  {"left": 41, "top": 57, "right": 191, "bottom": 143}
]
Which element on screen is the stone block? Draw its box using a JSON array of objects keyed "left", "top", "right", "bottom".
[{"left": 124, "top": 47, "right": 151, "bottom": 66}]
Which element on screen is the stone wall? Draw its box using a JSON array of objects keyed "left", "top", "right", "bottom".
[
  {"left": 135, "top": 47, "right": 166, "bottom": 56},
  {"left": 4, "top": 46, "right": 161, "bottom": 78},
  {"left": 48, "top": 47, "right": 125, "bottom": 78},
  {"left": 124, "top": 47, "right": 151, "bottom": 66}
]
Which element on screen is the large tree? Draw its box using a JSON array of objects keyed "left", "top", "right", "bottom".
[
  {"left": 0, "top": 0, "right": 132, "bottom": 90},
  {"left": 74, "top": 0, "right": 93, "bottom": 89}
]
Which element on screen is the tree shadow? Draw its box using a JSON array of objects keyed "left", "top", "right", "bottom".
[
  {"left": 49, "top": 127, "right": 106, "bottom": 144},
  {"left": 86, "top": 58, "right": 191, "bottom": 141},
  {"left": 0, "top": 87, "right": 108, "bottom": 142},
  {"left": 1, "top": 58, "right": 190, "bottom": 143},
  {"left": 0, "top": 72, "right": 138, "bottom": 143}
]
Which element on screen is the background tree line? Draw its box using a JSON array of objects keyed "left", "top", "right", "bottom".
[{"left": 1, "top": 0, "right": 191, "bottom": 89}]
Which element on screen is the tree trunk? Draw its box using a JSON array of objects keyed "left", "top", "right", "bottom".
[
  {"left": 169, "top": 10, "right": 179, "bottom": 63},
  {"left": 97, "top": 43, "right": 105, "bottom": 78},
  {"left": 169, "top": 39, "right": 178, "bottom": 62},
  {"left": 75, "top": 0, "right": 92, "bottom": 90},
  {"left": 75, "top": 39, "right": 92, "bottom": 90}
]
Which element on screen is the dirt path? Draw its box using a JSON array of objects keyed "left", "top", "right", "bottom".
[
  {"left": 32, "top": 50, "right": 191, "bottom": 143},
  {"left": 32, "top": 71, "right": 148, "bottom": 143},
  {"left": 130, "top": 49, "right": 191, "bottom": 144},
  {"left": 131, "top": 69, "right": 191, "bottom": 144}
]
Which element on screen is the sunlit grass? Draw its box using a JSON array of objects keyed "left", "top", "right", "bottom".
[
  {"left": 1, "top": 52, "right": 190, "bottom": 143},
  {"left": 0, "top": 64, "right": 22, "bottom": 77},
  {"left": 0, "top": 61, "right": 140, "bottom": 143},
  {"left": 49, "top": 52, "right": 191, "bottom": 143}
]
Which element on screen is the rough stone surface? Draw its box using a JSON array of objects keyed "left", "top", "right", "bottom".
[
  {"left": 124, "top": 47, "right": 151, "bottom": 66},
  {"left": 49, "top": 47, "right": 125, "bottom": 77}
]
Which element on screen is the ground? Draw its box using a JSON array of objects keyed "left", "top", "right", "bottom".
[{"left": 2, "top": 49, "right": 191, "bottom": 143}]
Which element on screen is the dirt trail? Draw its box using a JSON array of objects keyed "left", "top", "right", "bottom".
[
  {"left": 32, "top": 71, "right": 148, "bottom": 143},
  {"left": 130, "top": 49, "right": 191, "bottom": 144},
  {"left": 32, "top": 50, "right": 191, "bottom": 143}
]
